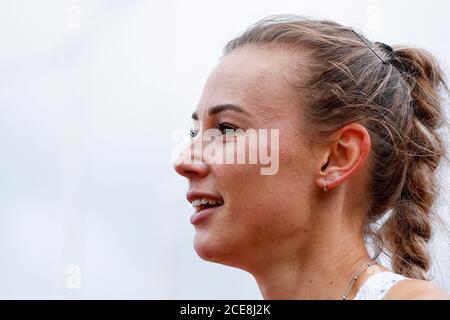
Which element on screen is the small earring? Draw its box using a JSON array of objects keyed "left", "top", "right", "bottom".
[{"left": 323, "top": 179, "right": 328, "bottom": 192}]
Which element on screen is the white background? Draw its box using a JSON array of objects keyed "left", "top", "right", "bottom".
[{"left": 0, "top": 0, "right": 449, "bottom": 299}]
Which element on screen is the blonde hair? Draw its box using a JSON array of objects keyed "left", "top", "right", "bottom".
[{"left": 223, "top": 15, "right": 449, "bottom": 279}]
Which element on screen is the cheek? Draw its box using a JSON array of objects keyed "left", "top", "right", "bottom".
[
  {"left": 209, "top": 131, "right": 313, "bottom": 233},
  {"left": 244, "top": 180, "right": 309, "bottom": 232},
  {"left": 217, "top": 160, "right": 310, "bottom": 236}
]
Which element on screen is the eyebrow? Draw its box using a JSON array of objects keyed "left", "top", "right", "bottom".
[{"left": 191, "top": 104, "right": 251, "bottom": 120}]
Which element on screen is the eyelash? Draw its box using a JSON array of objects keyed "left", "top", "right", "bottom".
[
  {"left": 189, "top": 128, "right": 198, "bottom": 138},
  {"left": 217, "top": 120, "right": 237, "bottom": 135},
  {"left": 189, "top": 121, "right": 237, "bottom": 138}
]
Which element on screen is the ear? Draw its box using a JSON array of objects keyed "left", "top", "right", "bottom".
[{"left": 315, "top": 123, "right": 371, "bottom": 191}]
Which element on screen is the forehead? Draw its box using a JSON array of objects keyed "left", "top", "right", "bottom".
[{"left": 196, "top": 45, "right": 304, "bottom": 120}]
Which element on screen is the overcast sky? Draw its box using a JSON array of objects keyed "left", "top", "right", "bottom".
[{"left": 0, "top": 0, "right": 449, "bottom": 299}]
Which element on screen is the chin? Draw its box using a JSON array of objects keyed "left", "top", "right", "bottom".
[
  {"left": 193, "top": 233, "right": 255, "bottom": 274},
  {"left": 193, "top": 232, "right": 237, "bottom": 265},
  {"left": 193, "top": 232, "right": 220, "bottom": 262}
]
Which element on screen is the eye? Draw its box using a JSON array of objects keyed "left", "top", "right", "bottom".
[
  {"left": 189, "top": 127, "right": 199, "bottom": 138},
  {"left": 216, "top": 121, "right": 237, "bottom": 135}
]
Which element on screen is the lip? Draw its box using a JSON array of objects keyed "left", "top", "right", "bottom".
[
  {"left": 190, "top": 205, "right": 222, "bottom": 225},
  {"left": 186, "top": 190, "right": 224, "bottom": 225}
]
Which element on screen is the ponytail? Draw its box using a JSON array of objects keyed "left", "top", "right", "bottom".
[{"left": 379, "top": 47, "right": 448, "bottom": 279}]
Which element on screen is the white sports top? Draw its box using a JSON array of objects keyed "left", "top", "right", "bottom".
[{"left": 353, "top": 271, "right": 409, "bottom": 300}]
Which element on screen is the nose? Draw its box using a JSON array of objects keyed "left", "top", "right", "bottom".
[{"left": 173, "top": 141, "right": 209, "bottom": 179}]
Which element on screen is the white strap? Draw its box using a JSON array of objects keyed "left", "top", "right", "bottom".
[{"left": 353, "top": 271, "right": 408, "bottom": 300}]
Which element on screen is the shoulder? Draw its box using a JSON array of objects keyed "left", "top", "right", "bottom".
[{"left": 383, "top": 278, "right": 450, "bottom": 300}]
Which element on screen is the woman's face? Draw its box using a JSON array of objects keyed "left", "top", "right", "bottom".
[{"left": 174, "top": 45, "right": 321, "bottom": 270}]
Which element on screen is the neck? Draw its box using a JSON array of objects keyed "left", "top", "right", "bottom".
[
  {"left": 254, "top": 244, "right": 371, "bottom": 300},
  {"left": 249, "top": 205, "right": 374, "bottom": 299}
]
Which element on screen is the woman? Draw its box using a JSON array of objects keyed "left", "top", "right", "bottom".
[{"left": 174, "top": 15, "right": 450, "bottom": 299}]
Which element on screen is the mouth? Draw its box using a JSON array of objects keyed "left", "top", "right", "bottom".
[
  {"left": 186, "top": 192, "right": 224, "bottom": 225},
  {"left": 191, "top": 198, "right": 224, "bottom": 213}
]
